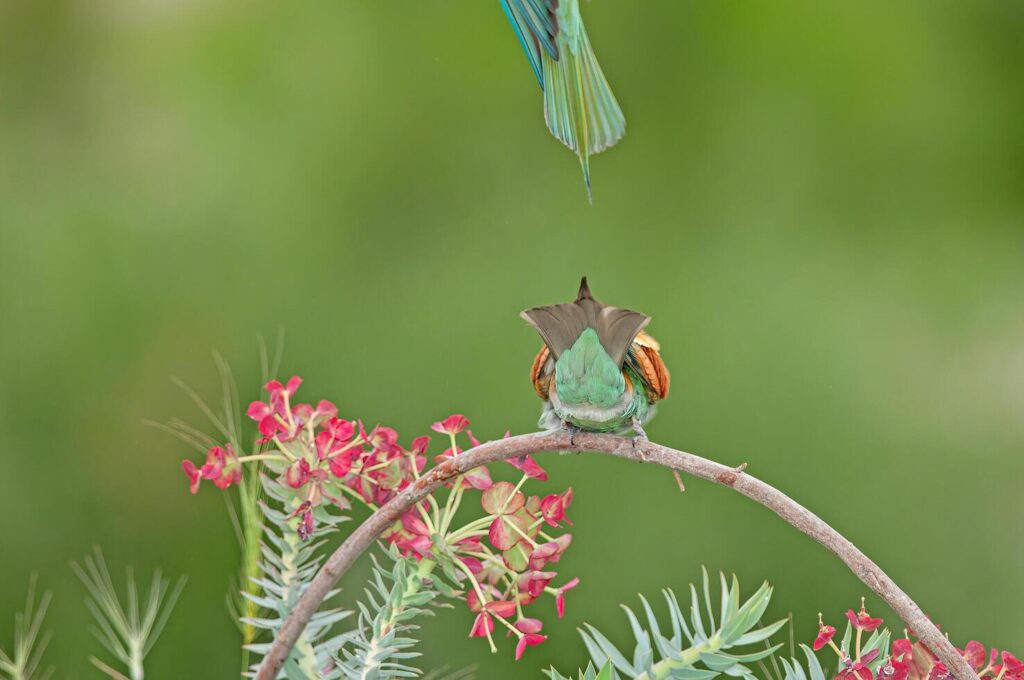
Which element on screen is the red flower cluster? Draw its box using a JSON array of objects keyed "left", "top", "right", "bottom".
[
  {"left": 181, "top": 444, "right": 241, "bottom": 494},
  {"left": 382, "top": 416, "right": 578, "bottom": 661},
  {"left": 180, "top": 376, "right": 581, "bottom": 662},
  {"left": 813, "top": 600, "right": 1022, "bottom": 680}
]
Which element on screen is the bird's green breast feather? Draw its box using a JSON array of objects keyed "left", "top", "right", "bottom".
[{"left": 554, "top": 327, "right": 625, "bottom": 408}]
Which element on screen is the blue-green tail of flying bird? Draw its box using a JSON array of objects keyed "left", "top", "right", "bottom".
[{"left": 500, "top": 0, "right": 626, "bottom": 201}]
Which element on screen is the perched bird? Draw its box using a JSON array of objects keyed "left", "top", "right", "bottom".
[
  {"left": 499, "top": 0, "right": 626, "bottom": 201},
  {"left": 522, "top": 278, "right": 669, "bottom": 436}
]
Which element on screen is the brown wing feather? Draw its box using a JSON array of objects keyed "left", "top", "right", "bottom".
[
  {"left": 629, "top": 331, "right": 670, "bottom": 401},
  {"left": 530, "top": 345, "right": 552, "bottom": 400}
]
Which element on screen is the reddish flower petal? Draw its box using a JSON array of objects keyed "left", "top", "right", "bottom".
[
  {"left": 488, "top": 517, "right": 518, "bottom": 551},
  {"left": 466, "top": 429, "right": 482, "bottom": 447},
  {"left": 483, "top": 599, "right": 517, "bottom": 618},
  {"left": 410, "top": 436, "right": 431, "bottom": 455},
  {"left": 506, "top": 454, "right": 547, "bottom": 481},
  {"left": 314, "top": 400, "right": 337, "bottom": 420},
  {"left": 1003, "top": 652, "right": 1024, "bottom": 674},
  {"left": 813, "top": 624, "right": 837, "bottom": 651},
  {"left": 246, "top": 401, "right": 272, "bottom": 421},
  {"left": 514, "top": 633, "right": 546, "bottom": 661},
  {"left": 555, "top": 577, "right": 580, "bottom": 618},
  {"left": 846, "top": 604, "right": 884, "bottom": 632},
  {"left": 481, "top": 481, "right": 525, "bottom": 515},
  {"left": 431, "top": 414, "right": 469, "bottom": 435},
  {"left": 463, "top": 465, "right": 493, "bottom": 490},
  {"left": 540, "top": 488, "right": 573, "bottom": 527},
  {"left": 514, "top": 618, "right": 543, "bottom": 634},
  {"left": 285, "top": 375, "right": 302, "bottom": 395},
  {"left": 401, "top": 510, "right": 430, "bottom": 536},
  {"left": 962, "top": 642, "right": 986, "bottom": 670},
  {"left": 285, "top": 459, "right": 311, "bottom": 489},
  {"left": 181, "top": 460, "right": 201, "bottom": 494},
  {"left": 469, "top": 612, "right": 494, "bottom": 638}
]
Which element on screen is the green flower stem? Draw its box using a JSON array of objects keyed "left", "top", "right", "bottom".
[
  {"left": 506, "top": 520, "right": 539, "bottom": 548},
  {"left": 236, "top": 453, "right": 286, "bottom": 464},
  {"left": 445, "top": 515, "right": 495, "bottom": 544},
  {"left": 637, "top": 634, "right": 724, "bottom": 680}
]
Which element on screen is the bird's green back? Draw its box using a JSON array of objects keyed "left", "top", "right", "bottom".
[{"left": 554, "top": 327, "right": 626, "bottom": 408}]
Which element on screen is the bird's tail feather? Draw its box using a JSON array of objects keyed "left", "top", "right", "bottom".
[{"left": 542, "top": 26, "right": 625, "bottom": 201}]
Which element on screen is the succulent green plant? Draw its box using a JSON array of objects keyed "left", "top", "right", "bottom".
[{"left": 547, "top": 569, "right": 788, "bottom": 680}]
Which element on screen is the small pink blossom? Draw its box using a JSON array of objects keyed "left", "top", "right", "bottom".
[
  {"left": 540, "top": 488, "right": 573, "bottom": 527},
  {"left": 181, "top": 460, "right": 201, "bottom": 494},
  {"left": 285, "top": 459, "right": 311, "bottom": 489},
  {"left": 506, "top": 454, "right": 547, "bottom": 481},
  {"left": 554, "top": 577, "right": 580, "bottom": 618},
  {"left": 513, "top": 618, "right": 543, "bottom": 635},
  {"left": 846, "top": 600, "right": 883, "bottom": 632},
  {"left": 813, "top": 613, "right": 836, "bottom": 651},
  {"left": 469, "top": 612, "right": 494, "bottom": 638},
  {"left": 514, "top": 633, "right": 546, "bottom": 661},
  {"left": 431, "top": 414, "right": 469, "bottom": 435}
]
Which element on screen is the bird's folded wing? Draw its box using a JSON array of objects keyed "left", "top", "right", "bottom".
[{"left": 499, "top": 0, "right": 559, "bottom": 86}]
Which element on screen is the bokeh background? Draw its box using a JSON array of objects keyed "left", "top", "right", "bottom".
[{"left": 1, "top": 0, "right": 1022, "bottom": 677}]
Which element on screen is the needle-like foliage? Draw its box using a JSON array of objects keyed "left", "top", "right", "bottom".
[
  {"left": 547, "top": 568, "right": 788, "bottom": 680},
  {"left": 72, "top": 548, "right": 186, "bottom": 680},
  {"left": 0, "top": 575, "right": 53, "bottom": 680},
  {"left": 242, "top": 475, "right": 351, "bottom": 679},
  {"left": 333, "top": 550, "right": 439, "bottom": 679}
]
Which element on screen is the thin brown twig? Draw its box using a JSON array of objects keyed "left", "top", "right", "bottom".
[{"left": 254, "top": 431, "right": 978, "bottom": 680}]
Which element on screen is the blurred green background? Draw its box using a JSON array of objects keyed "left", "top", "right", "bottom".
[{"left": 1, "top": 0, "right": 1022, "bottom": 677}]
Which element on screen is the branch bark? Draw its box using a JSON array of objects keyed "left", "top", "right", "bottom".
[{"left": 255, "top": 431, "right": 977, "bottom": 680}]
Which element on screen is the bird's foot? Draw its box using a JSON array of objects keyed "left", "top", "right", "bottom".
[
  {"left": 561, "top": 420, "right": 582, "bottom": 447},
  {"left": 630, "top": 417, "right": 649, "bottom": 459}
]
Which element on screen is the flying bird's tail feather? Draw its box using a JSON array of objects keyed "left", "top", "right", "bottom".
[{"left": 542, "top": 25, "right": 625, "bottom": 202}]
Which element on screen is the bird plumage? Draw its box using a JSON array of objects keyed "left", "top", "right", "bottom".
[
  {"left": 500, "top": 0, "right": 626, "bottom": 201},
  {"left": 523, "top": 278, "right": 669, "bottom": 434}
]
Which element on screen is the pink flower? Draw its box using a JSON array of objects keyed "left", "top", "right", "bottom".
[
  {"left": 540, "top": 488, "right": 573, "bottom": 527},
  {"left": 514, "top": 633, "right": 546, "bottom": 661},
  {"left": 846, "top": 600, "right": 883, "bottom": 632},
  {"left": 200, "top": 445, "right": 241, "bottom": 489},
  {"left": 837, "top": 650, "right": 880, "bottom": 680},
  {"left": 926, "top": 662, "right": 951, "bottom": 680},
  {"left": 410, "top": 436, "right": 431, "bottom": 454},
  {"left": 326, "top": 417, "right": 355, "bottom": 443},
  {"left": 961, "top": 641, "right": 986, "bottom": 670},
  {"left": 469, "top": 612, "right": 494, "bottom": 638},
  {"left": 518, "top": 571, "right": 557, "bottom": 600},
  {"left": 483, "top": 600, "right": 517, "bottom": 618},
  {"left": 463, "top": 465, "right": 493, "bottom": 490},
  {"left": 879, "top": 658, "right": 910, "bottom": 680},
  {"left": 506, "top": 454, "right": 547, "bottom": 481},
  {"left": 1003, "top": 652, "right": 1024, "bottom": 675},
  {"left": 431, "top": 414, "right": 469, "bottom": 435},
  {"left": 312, "top": 400, "right": 337, "bottom": 422},
  {"left": 813, "top": 619, "right": 837, "bottom": 651},
  {"left": 285, "top": 459, "right": 311, "bottom": 489},
  {"left": 181, "top": 460, "right": 201, "bottom": 494},
  {"left": 512, "top": 618, "right": 543, "bottom": 635},
  {"left": 554, "top": 577, "right": 580, "bottom": 618},
  {"left": 528, "top": 535, "right": 572, "bottom": 571}
]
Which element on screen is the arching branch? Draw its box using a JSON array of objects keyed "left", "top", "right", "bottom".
[{"left": 255, "top": 431, "right": 977, "bottom": 680}]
